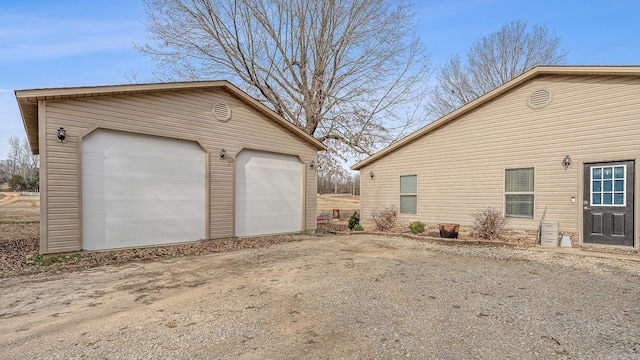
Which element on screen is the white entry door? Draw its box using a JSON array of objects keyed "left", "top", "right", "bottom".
[
  {"left": 82, "top": 130, "right": 205, "bottom": 250},
  {"left": 235, "top": 150, "right": 303, "bottom": 236}
]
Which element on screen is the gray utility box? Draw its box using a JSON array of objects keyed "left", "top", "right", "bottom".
[{"left": 541, "top": 222, "right": 559, "bottom": 247}]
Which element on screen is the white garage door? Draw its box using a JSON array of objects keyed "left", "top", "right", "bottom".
[
  {"left": 235, "top": 150, "right": 303, "bottom": 237},
  {"left": 82, "top": 130, "right": 205, "bottom": 250}
]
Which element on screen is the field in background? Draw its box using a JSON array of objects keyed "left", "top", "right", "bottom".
[
  {"left": 316, "top": 194, "right": 360, "bottom": 219},
  {"left": 0, "top": 192, "right": 40, "bottom": 241}
]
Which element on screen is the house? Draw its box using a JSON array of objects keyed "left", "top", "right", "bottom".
[
  {"left": 16, "top": 81, "right": 326, "bottom": 254},
  {"left": 352, "top": 66, "right": 640, "bottom": 250}
]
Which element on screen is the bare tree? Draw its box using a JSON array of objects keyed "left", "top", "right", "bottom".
[
  {"left": 317, "top": 161, "right": 346, "bottom": 194},
  {"left": 20, "top": 138, "right": 39, "bottom": 181},
  {"left": 317, "top": 168, "right": 359, "bottom": 195},
  {"left": 0, "top": 160, "right": 9, "bottom": 184},
  {"left": 138, "top": 0, "right": 430, "bottom": 164},
  {"left": 6, "top": 136, "right": 22, "bottom": 176},
  {"left": 124, "top": 68, "right": 141, "bottom": 84},
  {"left": 2, "top": 137, "right": 39, "bottom": 190},
  {"left": 429, "top": 20, "right": 567, "bottom": 118}
]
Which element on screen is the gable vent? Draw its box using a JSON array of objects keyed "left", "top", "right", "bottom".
[
  {"left": 527, "top": 88, "right": 552, "bottom": 109},
  {"left": 213, "top": 102, "right": 232, "bottom": 122}
]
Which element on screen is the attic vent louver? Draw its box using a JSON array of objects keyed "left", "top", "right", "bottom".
[
  {"left": 213, "top": 102, "right": 231, "bottom": 122},
  {"left": 527, "top": 88, "right": 552, "bottom": 109}
]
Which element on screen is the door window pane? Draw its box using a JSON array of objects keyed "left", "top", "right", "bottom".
[
  {"left": 593, "top": 181, "right": 601, "bottom": 192},
  {"left": 603, "top": 193, "right": 612, "bottom": 204},
  {"left": 603, "top": 180, "right": 612, "bottom": 192},
  {"left": 593, "top": 194, "right": 602, "bottom": 205},
  {"left": 614, "top": 167, "right": 624, "bottom": 178},
  {"left": 592, "top": 168, "right": 602, "bottom": 179},
  {"left": 614, "top": 193, "right": 624, "bottom": 205},
  {"left": 603, "top": 167, "right": 612, "bottom": 179},
  {"left": 614, "top": 180, "right": 624, "bottom": 191}
]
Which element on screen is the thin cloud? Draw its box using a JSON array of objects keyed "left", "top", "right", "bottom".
[
  {"left": 0, "top": 14, "right": 145, "bottom": 60},
  {"left": 1, "top": 36, "right": 137, "bottom": 59}
]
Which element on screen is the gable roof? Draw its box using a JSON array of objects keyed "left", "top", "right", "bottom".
[
  {"left": 351, "top": 65, "right": 640, "bottom": 170},
  {"left": 15, "top": 80, "right": 327, "bottom": 154}
]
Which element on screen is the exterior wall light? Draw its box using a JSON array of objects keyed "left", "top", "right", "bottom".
[
  {"left": 57, "top": 127, "right": 67, "bottom": 142},
  {"left": 309, "top": 160, "right": 315, "bottom": 169},
  {"left": 220, "top": 148, "right": 226, "bottom": 159},
  {"left": 369, "top": 171, "right": 374, "bottom": 180},
  {"left": 562, "top": 155, "right": 571, "bottom": 170}
]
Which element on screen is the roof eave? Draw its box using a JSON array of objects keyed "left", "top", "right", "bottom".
[
  {"left": 15, "top": 80, "right": 327, "bottom": 155},
  {"left": 15, "top": 95, "right": 39, "bottom": 155}
]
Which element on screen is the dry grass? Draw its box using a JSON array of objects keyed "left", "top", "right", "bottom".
[
  {"left": 316, "top": 195, "right": 360, "bottom": 219},
  {"left": 0, "top": 192, "right": 40, "bottom": 277},
  {"left": 0, "top": 192, "right": 40, "bottom": 242}
]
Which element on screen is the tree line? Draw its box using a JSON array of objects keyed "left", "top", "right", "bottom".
[
  {"left": 0, "top": 136, "right": 40, "bottom": 191},
  {"left": 318, "top": 169, "right": 360, "bottom": 195}
]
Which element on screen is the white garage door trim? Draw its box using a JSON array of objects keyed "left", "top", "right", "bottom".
[
  {"left": 82, "top": 130, "right": 206, "bottom": 250},
  {"left": 235, "top": 149, "right": 303, "bottom": 237}
]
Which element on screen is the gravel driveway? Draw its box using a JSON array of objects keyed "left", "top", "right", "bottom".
[{"left": 1, "top": 234, "right": 639, "bottom": 359}]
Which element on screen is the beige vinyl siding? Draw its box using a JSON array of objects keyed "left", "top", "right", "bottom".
[
  {"left": 38, "top": 102, "right": 48, "bottom": 253},
  {"left": 42, "top": 88, "right": 318, "bottom": 253},
  {"left": 360, "top": 75, "right": 640, "bottom": 241}
]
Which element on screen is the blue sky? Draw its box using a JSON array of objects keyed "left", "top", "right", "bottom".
[{"left": 1, "top": 0, "right": 638, "bottom": 159}]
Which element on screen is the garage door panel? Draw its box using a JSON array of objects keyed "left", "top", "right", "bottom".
[
  {"left": 82, "top": 130, "right": 205, "bottom": 251},
  {"left": 235, "top": 150, "right": 302, "bottom": 237}
]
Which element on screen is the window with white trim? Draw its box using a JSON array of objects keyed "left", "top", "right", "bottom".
[
  {"left": 591, "top": 165, "right": 626, "bottom": 206},
  {"left": 400, "top": 175, "right": 417, "bottom": 214},
  {"left": 505, "top": 168, "right": 534, "bottom": 218}
]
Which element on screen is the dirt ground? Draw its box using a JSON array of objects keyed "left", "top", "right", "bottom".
[
  {"left": 2, "top": 234, "right": 640, "bottom": 359},
  {"left": 3, "top": 192, "right": 640, "bottom": 358}
]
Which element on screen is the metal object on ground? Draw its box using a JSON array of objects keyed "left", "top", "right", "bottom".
[{"left": 541, "top": 222, "right": 559, "bottom": 247}]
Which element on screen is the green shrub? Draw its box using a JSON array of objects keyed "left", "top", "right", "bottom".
[
  {"left": 354, "top": 224, "right": 364, "bottom": 231},
  {"left": 348, "top": 211, "right": 360, "bottom": 230},
  {"left": 8, "top": 174, "right": 25, "bottom": 191},
  {"left": 409, "top": 221, "right": 425, "bottom": 234}
]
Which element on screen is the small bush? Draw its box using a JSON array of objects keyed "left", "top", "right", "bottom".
[
  {"left": 472, "top": 207, "right": 509, "bottom": 240},
  {"left": 409, "top": 221, "right": 425, "bottom": 234},
  {"left": 8, "top": 174, "right": 25, "bottom": 191},
  {"left": 354, "top": 224, "right": 364, "bottom": 231},
  {"left": 371, "top": 205, "right": 398, "bottom": 231},
  {"left": 348, "top": 211, "right": 360, "bottom": 230}
]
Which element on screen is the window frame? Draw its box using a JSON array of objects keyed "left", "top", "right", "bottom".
[
  {"left": 590, "top": 164, "right": 626, "bottom": 207},
  {"left": 399, "top": 174, "right": 418, "bottom": 215},
  {"left": 504, "top": 167, "right": 535, "bottom": 219}
]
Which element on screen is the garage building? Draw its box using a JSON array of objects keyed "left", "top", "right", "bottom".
[{"left": 16, "top": 81, "right": 325, "bottom": 254}]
